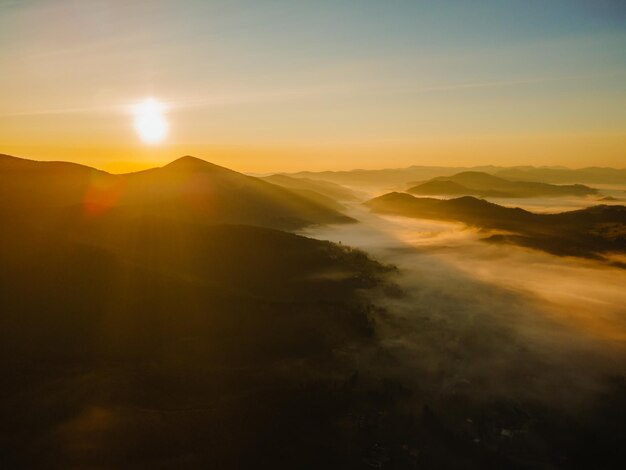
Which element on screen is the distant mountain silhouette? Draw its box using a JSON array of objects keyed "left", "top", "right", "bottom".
[
  {"left": 286, "top": 165, "right": 503, "bottom": 189},
  {"left": 408, "top": 179, "right": 492, "bottom": 196},
  {"left": 261, "top": 174, "right": 362, "bottom": 204},
  {"left": 258, "top": 175, "right": 348, "bottom": 212},
  {"left": 408, "top": 171, "right": 596, "bottom": 198},
  {"left": 495, "top": 166, "right": 626, "bottom": 184},
  {"left": 366, "top": 192, "right": 626, "bottom": 262},
  {"left": 0, "top": 154, "right": 353, "bottom": 229},
  {"left": 284, "top": 165, "right": 626, "bottom": 189}
]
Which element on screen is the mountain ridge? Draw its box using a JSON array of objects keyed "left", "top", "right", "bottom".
[
  {"left": 0, "top": 153, "right": 354, "bottom": 230},
  {"left": 408, "top": 171, "right": 596, "bottom": 198},
  {"left": 365, "top": 192, "right": 626, "bottom": 261}
]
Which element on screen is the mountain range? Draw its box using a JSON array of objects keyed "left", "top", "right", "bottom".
[
  {"left": 2, "top": 152, "right": 625, "bottom": 467},
  {"left": 407, "top": 171, "right": 596, "bottom": 198},
  {"left": 286, "top": 165, "right": 626, "bottom": 189},
  {"left": 0, "top": 154, "right": 353, "bottom": 230},
  {"left": 366, "top": 192, "right": 626, "bottom": 262},
  {"left": 494, "top": 166, "right": 626, "bottom": 184},
  {"left": 258, "top": 173, "right": 361, "bottom": 211}
]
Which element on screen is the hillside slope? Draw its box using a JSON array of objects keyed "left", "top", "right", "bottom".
[
  {"left": 0, "top": 154, "right": 353, "bottom": 229},
  {"left": 261, "top": 174, "right": 361, "bottom": 202},
  {"left": 0, "top": 206, "right": 390, "bottom": 468}
]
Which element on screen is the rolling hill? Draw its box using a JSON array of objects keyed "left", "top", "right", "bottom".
[
  {"left": 260, "top": 173, "right": 361, "bottom": 202},
  {"left": 407, "top": 171, "right": 596, "bottom": 198},
  {"left": 366, "top": 192, "right": 626, "bottom": 261},
  {"left": 0, "top": 155, "right": 392, "bottom": 468},
  {"left": 0, "top": 215, "right": 392, "bottom": 468},
  {"left": 285, "top": 165, "right": 626, "bottom": 190},
  {"left": 2, "top": 153, "right": 624, "bottom": 468},
  {"left": 286, "top": 165, "right": 503, "bottom": 189},
  {"left": 0, "top": 154, "right": 353, "bottom": 229}
]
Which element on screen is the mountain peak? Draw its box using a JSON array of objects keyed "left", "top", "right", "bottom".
[
  {"left": 165, "top": 155, "right": 209, "bottom": 167},
  {"left": 163, "top": 156, "right": 231, "bottom": 173}
]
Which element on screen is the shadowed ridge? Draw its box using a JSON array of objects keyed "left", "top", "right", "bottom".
[
  {"left": 261, "top": 173, "right": 361, "bottom": 203},
  {"left": 368, "top": 191, "right": 442, "bottom": 206},
  {"left": 408, "top": 179, "right": 477, "bottom": 196},
  {"left": 495, "top": 166, "right": 626, "bottom": 184},
  {"left": 0, "top": 153, "right": 115, "bottom": 218},
  {"left": 438, "top": 171, "right": 507, "bottom": 186},
  {"left": 409, "top": 170, "right": 596, "bottom": 198},
  {"left": 0, "top": 153, "right": 108, "bottom": 175},
  {"left": 442, "top": 195, "right": 508, "bottom": 210},
  {"left": 371, "top": 191, "right": 423, "bottom": 202},
  {"left": 367, "top": 193, "right": 530, "bottom": 220},
  {"left": 366, "top": 191, "right": 626, "bottom": 260},
  {"left": 0, "top": 152, "right": 354, "bottom": 229}
]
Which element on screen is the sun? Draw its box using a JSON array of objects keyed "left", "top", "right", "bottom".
[{"left": 132, "top": 98, "right": 168, "bottom": 144}]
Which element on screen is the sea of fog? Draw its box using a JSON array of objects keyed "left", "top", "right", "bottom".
[{"left": 301, "top": 197, "right": 626, "bottom": 410}]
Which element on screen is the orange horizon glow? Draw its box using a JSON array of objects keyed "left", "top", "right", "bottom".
[
  {"left": 2, "top": 130, "right": 625, "bottom": 175},
  {"left": 1, "top": 1, "right": 625, "bottom": 173}
]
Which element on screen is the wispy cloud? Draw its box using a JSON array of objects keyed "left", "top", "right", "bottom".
[{"left": 2, "top": 70, "right": 624, "bottom": 118}]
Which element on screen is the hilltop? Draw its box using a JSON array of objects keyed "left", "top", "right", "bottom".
[
  {"left": 408, "top": 171, "right": 596, "bottom": 198},
  {"left": 0, "top": 154, "right": 353, "bottom": 230}
]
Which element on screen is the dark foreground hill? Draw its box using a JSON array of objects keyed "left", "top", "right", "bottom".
[
  {"left": 0, "top": 154, "right": 353, "bottom": 230},
  {"left": 0, "top": 203, "right": 393, "bottom": 468},
  {"left": 0, "top": 154, "right": 381, "bottom": 468},
  {"left": 408, "top": 171, "right": 596, "bottom": 198},
  {"left": 2, "top": 154, "right": 625, "bottom": 468},
  {"left": 366, "top": 192, "right": 626, "bottom": 262}
]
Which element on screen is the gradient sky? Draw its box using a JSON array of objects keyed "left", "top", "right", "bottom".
[{"left": 1, "top": 0, "right": 625, "bottom": 172}]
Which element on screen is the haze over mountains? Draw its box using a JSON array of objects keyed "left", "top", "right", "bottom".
[
  {"left": 366, "top": 192, "right": 626, "bottom": 262},
  {"left": 2, "top": 153, "right": 626, "bottom": 468},
  {"left": 3, "top": 0, "right": 626, "bottom": 465},
  {"left": 495, "top": 167, "right": 626, "bottom": 185},
  {"left": 288, "top": 165, "right": 502, "bottom": 190},
  {"left": 261, "top": 173, "right": 361, "bottom": 202},
  {"left": 0, "top": 153, "right": 394, "bottom": 468},
  {"left": 0, "top": 154, "right": 353, "bottom": 230},
  {"left": 408, "top": 171, "right": 596, "bottom": 198},
  {"left": 259, "top": 173, "right": 361, "bottom": 211},
  {"left": 287, "top": 165, "right": 626, "bottom": 191}
]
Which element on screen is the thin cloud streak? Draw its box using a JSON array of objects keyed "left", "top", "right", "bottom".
[{"left": 2, "top": 71, "right": 624, "bottom": 118}]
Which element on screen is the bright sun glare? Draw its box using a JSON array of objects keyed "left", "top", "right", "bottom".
[{"left": 132, "top": 98, "right": 168, "bottom": 144}]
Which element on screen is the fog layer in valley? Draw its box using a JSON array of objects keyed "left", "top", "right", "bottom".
[
  {"left": 2, "top": 153, "right": 624, "bottom": 468},
  {"left": 302, "top": 201, "right": 626, "bottom": 409}
]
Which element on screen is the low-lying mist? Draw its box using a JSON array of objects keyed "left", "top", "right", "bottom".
[{"left": 301, "top": 204, "right": 626, "bottom": 411}]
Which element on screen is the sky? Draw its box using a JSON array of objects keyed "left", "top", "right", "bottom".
[{"left": 0, "top": 0, "right": 625, "bottom": 173}]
